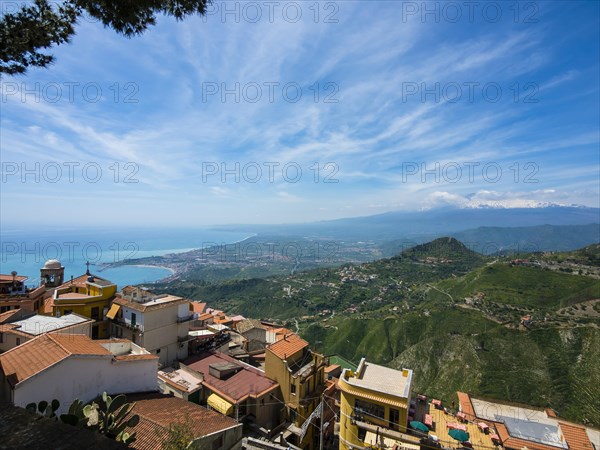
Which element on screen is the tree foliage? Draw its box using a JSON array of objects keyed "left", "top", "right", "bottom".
[
  {"left": 159, "top": 413, "right": 195, "bottom": 450},
  {"left": 1, "top": 0, "right": 211, "bottom": 75}
]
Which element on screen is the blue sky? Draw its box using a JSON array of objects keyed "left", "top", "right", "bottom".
[{"left": 1, "top": 0, "right": 599, "bottom": 227}]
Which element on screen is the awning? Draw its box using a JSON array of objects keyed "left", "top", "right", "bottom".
[
  {"left": 207, "top": 393, "right": 234, "bottom": 415},
  {"left": 106, "top": 304, "right": 121, "bottom": 320}
]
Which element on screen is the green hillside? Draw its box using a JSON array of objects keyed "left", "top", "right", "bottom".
[
  {"left": 436, "top": 263, "right": 600, "bottom": 309},
  {"left": 155, "top": 239, "right": 600, "bottom": 426},
  {"left": 301, "top": 311, "right": 600, "bottom": 427}
]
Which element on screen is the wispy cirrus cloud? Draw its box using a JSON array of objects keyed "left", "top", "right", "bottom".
[{"left": 1, "top": 1, "right": 598, "bottom": 226}]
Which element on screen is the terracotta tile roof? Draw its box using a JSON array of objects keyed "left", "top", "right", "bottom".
[
  {"left": 559, "top": 422, "right": 594, "bottom": 450},
  {"left": 267, "top": 333, "right": 309, "bottom": 359},
  {"left": 495, "top": 422, "right": 559, "bottom": 450},
  {"left": 198, "top": 312, "right": 213, "bottom": 321},
  {"left": 0, "top": 323, "right": 32, "bottom": 338},
  {"left": 56, "top": 273, "right": 112, "bottom": 289},
  {"left": 0, "top": 309, "right": 21, "bottom": 323},
  {"left": 236, "top": 319, "right": 265, "bottom": 334},
  {"left": 0, "top": 274, "right": 28, "bottom": 282},
  {"left": 0, "top": 334, "right": 111, "bottom": 386},
  {"left": 183, "top": 352, "right": 278, "bottom": 403},
  {"left": 190, "top": 302, "right": 207, "bottom": 314},
  {"left": 124, "top": 392, "right": 240, "bottom": 450},
  {"left": 457, "top": 391, "right": 477, "bottom": 421},
  {"left": 457, "top": 392, "right": 597, "bottom": 450},
  {"left": 214, "top": 317, "right": 232, "bottom": 324},
  {"left": 51, "top": 334, "right": 113, "bottom": 355}
]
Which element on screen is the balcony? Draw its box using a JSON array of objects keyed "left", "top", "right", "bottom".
[
  {"left": 177, "top": 314, "right": 195, "bottom": 323},
  {"left": 113, "top": 318, "right": 141, "bottom": 332}
]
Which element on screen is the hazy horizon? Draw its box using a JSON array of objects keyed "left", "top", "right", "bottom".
[{"left": 1, "top": 1, "right": 599, "bottom": 228}]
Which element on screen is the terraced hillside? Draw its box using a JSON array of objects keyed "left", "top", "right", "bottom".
[{"left": 154, "top": 238, "right": 600, "bottom": 426}]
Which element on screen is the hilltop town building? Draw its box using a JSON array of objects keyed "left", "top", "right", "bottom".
[
  {"left": 265, "top": 333, "right": 327, "bottom": 449},
  {"left": 108, "top": 286, "right": 193, "bottom": 367},
  {"left": 0, "top": 311, "right": 93, "bottom": 352},
  {"left": 45, "top": 267, "right": 117, "bottom": 339},
  {"left": 0, "top": 334, "right": 158, "bottom": 414},
  {"left": 338, "top": 358, "right": 414, "bottom": 450}
]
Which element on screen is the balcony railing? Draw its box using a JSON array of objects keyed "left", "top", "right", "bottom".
[
  {"left": 113, "top": 318, "right": 141, "bottom": 331},
  {"left": 177, "top": 314, "right": 195, "bottom": 323}
]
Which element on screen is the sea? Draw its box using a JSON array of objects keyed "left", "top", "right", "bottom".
[{"left": 0, "top": 227, "right": 253, "bottom": 288}]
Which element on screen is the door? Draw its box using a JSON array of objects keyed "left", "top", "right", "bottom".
[{"left": 389, "top": 408, "right": 400, "bottom": 431}]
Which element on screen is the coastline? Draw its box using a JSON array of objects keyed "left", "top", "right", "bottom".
[
  {"left": 128, "top": 264, "right": 176, "bottom": 275},
  {"left": 116, "top": 233, "right": 259, "bottom": 283}
]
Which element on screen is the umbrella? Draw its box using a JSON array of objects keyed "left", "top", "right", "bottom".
[
  {"left": 410, "top": 421, "right": 429, "bottom": 433},
  {"left": 448, "top": 429, "right": 470, "bottom": 442}
]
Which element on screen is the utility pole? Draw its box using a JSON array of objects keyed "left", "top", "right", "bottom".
[{"left": 319, "top": 392, "right": 324, "bottom": 450}]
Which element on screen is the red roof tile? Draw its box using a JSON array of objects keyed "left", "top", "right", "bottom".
[
  {"left": 56, "top": 273, "right": 112, "bottom": 290},
  {"left": 125, "top": 392, "right": 240, "bottom": 450},
  {"left": 0, "top": 274, "right": 28, "bottom": 282},
  {"left": 0, "top": 309, "right": 21, "bottom": 323},
  {"left": 267, "top": 333, "right": 308, "bottom": 360},
  {"left": 456, "top": 391, "right": 477, "bottom": 421},
  {"left": 183, "top": 352, "right": 278, "bottom": 403},
  {"left": 495, "top": 423, "right": 560, "bottom": 450},
  {"left": 559, "top": 422, "right": 594, "bottom": 450},
  {"left": 0, "top": 334, "right": 111, "bottom": 385},
  {"left": 190, "top": 302, "right": 207, "bottom": 314}
]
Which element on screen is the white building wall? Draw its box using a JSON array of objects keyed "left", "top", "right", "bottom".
[
  {"left": 13, "top": 355, "right": 158, "bottom": 414},
  {"left": 120, "top": 306, "right": 145, "bottom": 330},
  {"left": 111, "top": 302, "right": 190, "bottom": 367}
]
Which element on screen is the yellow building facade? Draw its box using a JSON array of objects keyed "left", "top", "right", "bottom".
[
  {"left": 265, "top": 334, "right": 327, "bottom": 450},
  {"left": 47, "top": 273, "right": 116, "bottom": 339},
  {"left": 338, "top": 358, "right": 417, "bottom": 450}
]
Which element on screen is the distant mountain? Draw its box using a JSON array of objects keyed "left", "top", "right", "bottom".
[
  {"left": 450, "top": 224, "right": 600, "bottom": 254},
  {"left": 399, "top": 237, "right": 484, "bottom": 260},
  {"left": 217, "top": 206, "right": 600, "bottom": 241}
]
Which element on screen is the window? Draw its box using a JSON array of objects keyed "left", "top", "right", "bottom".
[
  {"left": 355, "top": 399, "right": 385, "bottom": 421},
  {"left": 131, "top": 312, "right": 137, "bottom": 327},
  {"left": 156, "top": 349, "right": 161, "bottom": 354},
  {"left": 291, "top": 383, "right": 296, "bottom": 395},
  {"left": 16, "top": 338, "right": 21, "bottom": 346},
  {"left": 0, "top": 332, "right": 3, "bottom": 343},
  {"left": 92, "top": 325, "right": 99, "bottom": 339},
  {"left": 91, "top": 306, "right": 100, "bottom": 320},
  {"left": 389, "top": 408, "right": 400, "bottom": 431}
]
